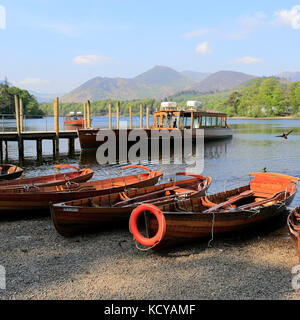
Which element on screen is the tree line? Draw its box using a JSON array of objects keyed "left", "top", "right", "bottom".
[
  {"left": 0, "top": 79, "right": 45, "bottom": 117},
  {"left": 222, "top": 78, "right": 300, "bottom": 117},
  {"left": 39, "top": 98, "right": 162, "bottom": 116},
  {"left": 5, "top": 77, "right": 300, "bottom": 118}
]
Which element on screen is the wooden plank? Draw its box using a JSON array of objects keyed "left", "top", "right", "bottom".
[{"left": 203, "top": 190, "right": 254, "bottom": 214}]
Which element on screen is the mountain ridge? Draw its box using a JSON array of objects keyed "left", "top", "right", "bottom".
[{"left": 60, "top": 66, "right": 257, "bottom": 102}]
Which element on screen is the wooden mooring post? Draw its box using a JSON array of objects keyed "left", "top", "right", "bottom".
[
  {"left": 86, "top": 100, "right": 91, "bottom": 128},
  {"left": 129, "top": 105, "right": 132, "bottom": 129},
  {"left": 19, "top": 98, "right": 24, "bottom": 132},
  {"left": 117, "top": 102, "right": 120, "bottom": 130},
  {"left": 109, "top": 104, "right": 112, "bottom": 129},
  {"left": 140, "top": 104, "right": 143, "bottom": 128},
  {"left": 83, "top": 103, "right": 87, "bottom": 129},
  {"left": 14, "top": 95, "right": 24, "bottom": 160},
  {"left": 53, "top": 97, "right": 59, "bottom": 157},
  {"left": 36, "top": 138, "right": 42, "bottom": 162},
  {"left": 146, "top": 107, "right": 150, "bottom": 129},
  {"left": 4, "top": 141, "right": 8, "bottom": 161}
]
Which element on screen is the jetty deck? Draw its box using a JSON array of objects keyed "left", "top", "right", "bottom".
[{"left": 0, "top": 130, "right": 78, "bottom": 162}]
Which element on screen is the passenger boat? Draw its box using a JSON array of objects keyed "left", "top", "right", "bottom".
[
  {"left": 129, "top": 172, "right": 298, "bottom": 252},
  {"left": 0, "top": 165, "right": 162, "bottom": 214},
  {"left": 64, "top": 112, "right": 85, "bottom": 129},
  {"left": 0, "top": 164, "right": 23, "bottom": 181},
  {"left": 78, "top": 101, "right": 233, "bottom": 151},
  {"left": 0, "top": 164, "right": 93, "bottom": 189},
  {"left": 50, "top": 173, "right": 211, "bottom": 237},
  {"left": 287, "top": 207, "right": 300, "bottom": 260}
]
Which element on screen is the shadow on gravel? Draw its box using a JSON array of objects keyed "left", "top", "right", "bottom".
[{"left": 0, "top": 208, "right": 296, "bottom": 300}]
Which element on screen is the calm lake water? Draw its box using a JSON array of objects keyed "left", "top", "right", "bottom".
[{"left": 2, "top": 117, "right": 300, "bottom": 210}]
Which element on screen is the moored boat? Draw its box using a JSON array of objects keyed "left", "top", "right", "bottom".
[
  {"left": 78, "top": 101, "right": 233, "bottom": 151},
  {"left": 0, "top": 165, "right": 162, "bottom": 214},
  {"left": 0, "top": 164, "right": 23, "bottom": 181},
  {"left": 130, "top": 172, "right": 298, "bottom": 252},
  {"left": 287, "top": 207, "right": 300, "bottom": 260},
  {"left": 64, "top": 112, "right": 85, "bottom": 129},
  {"left": 50, "top": 173, "right": 212, "bottom": 237},
  {"left": 0, "top": 164, "right": 93, "bottom": 189}
]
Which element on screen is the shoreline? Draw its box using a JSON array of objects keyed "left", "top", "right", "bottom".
[{"left": 230, "top": 116, "right": 300, "bottom": 120}]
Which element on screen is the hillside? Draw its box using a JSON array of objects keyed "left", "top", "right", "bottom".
[
  {"left": 191, "top": 71, "right": 255, "bottom": 93},
  {"left": 180, "top": 71, "right": 210, "bottom": 82},
  {"left": 61, "top": 67, "right": 256, "bottom": 103},
  {"left": 61, "top": 66, "right": 194, "bottom": 102}
]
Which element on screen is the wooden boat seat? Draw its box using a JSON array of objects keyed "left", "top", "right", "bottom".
[
  {"left": 252, "top": 192, "right": 276, "bottom": 198},
  {"left": 203, "top": 190, "right": 254, "bottom": 214},
  {"left": 174, "top": 188, "right": 193, "bottom": 195},
  {"left": 227, "top": 191, "right": 287, "bottom": 212}
]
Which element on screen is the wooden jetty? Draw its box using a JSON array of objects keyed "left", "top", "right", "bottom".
[
  {"left": 0, "top": 96, "right": 91, "bottom": 162},
  {"left": 0, "top": 96, "right": 151, "bottom": 162}
]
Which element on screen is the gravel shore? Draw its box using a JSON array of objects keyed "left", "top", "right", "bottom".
[{"left": 0, "top": 213, "right": 300, "bottom": 300}]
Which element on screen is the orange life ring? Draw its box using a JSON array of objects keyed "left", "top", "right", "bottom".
[{"left": 130, "top": 204, "right": 166, "bottom": 247}]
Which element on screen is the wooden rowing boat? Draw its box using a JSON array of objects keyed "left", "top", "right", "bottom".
[
  {"left": 131, "top": 172, "right": 298, "bottom": 252},
  {"left": 50, "top": 173, "right": 212, "bottom": 237},
  {"left": 0, "top": 164, "right": 23, "bottom": 181},
  {"left": 287, "top": 207, "right": 300, "bottom": 260},
  {"left": 0, "top": 164, "right": 93, "bottom": 189},
  {"left": 0, "top": 165, "right": 162, "bottom": 214}
]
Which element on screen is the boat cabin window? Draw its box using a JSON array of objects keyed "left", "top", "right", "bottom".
[
  {"left": 211, "top": 117, "right": 217, "bottom": 127},
  {"left": 193, "top": 116, "right": 200, "bottom": 129},
  {"left": 184, "top": 115, "right": 192, "bottom": 129},
  {"left": 221, "top": 117, "right": 227, "bottom": 128},
  {"left": 154, "top": 115, "right": 160, "bottom": 128},
  {"left": 206, "top": 117, "right": 211, "bottom": 127},
  {"left": 172, "top": 114, "right": 180, "bottom": 128},
  {"left": 163, "top": 113, "right": 172, "bottom": 128}
]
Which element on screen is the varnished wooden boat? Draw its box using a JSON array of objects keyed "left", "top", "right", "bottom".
[
  {"left": 50, "top": 173, "right": 212, "bottom": 237},
  {"left": 0, "top": 164, "right": 23, "bottom": 181},
  {"left": 0, "top": 165, "right": 162, "bottom": 214},
  {"left": 0, "top": 164, "right": 93, "bottom": 189},
  {"left": 287, "top": 207, "right": 300, "bottom": 260},
  {"left": 130, "top": 172, "right": 298, "bottom": 252}
]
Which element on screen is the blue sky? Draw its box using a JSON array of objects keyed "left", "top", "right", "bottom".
[{"left": 1, "top": 0, "right": 300, "bottom": 93}]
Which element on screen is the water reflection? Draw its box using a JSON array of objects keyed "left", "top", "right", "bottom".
[{"left": 1, "top": 117, "right": 300, "bottom": 207}]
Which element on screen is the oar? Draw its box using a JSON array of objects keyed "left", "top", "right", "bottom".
[
  {"left": 113, "top": 188, "right": 179, "bottom": 208},
  {"left": 226, "top": 191, "right": 287, "bottom": 212},
  {"left": 202, "top": 190, "right": 254, "bottom": 214}
]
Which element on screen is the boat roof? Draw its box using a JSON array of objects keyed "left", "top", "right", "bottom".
[{"left": 154, "top": 109, "right": 228, "bottom": 117}]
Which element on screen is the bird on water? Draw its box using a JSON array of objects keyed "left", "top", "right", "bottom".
[{"left": 276, "top": 130, "right": 293, "bottom": 140}]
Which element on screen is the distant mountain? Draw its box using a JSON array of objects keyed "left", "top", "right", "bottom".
[
  {"left": 192, "top": 71, "right": 256, "bottom": 93},
  {"left": 277, "top": 71, "right": 300, "bottom": 82},
  {"left": 61, "top": 67, "right": 257, "bottom": 102},
  {"left": 181, "top": 71, "right": 210, "bottom": 82},
  {"left": 61, "top": 66, "right": 194, "bottom": 102},
  {"left": 29, "top": 91, "right": 65, "bottom": 102}
]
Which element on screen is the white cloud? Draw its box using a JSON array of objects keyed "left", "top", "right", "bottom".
[
  {"left": 275, "top": 5, "right": 300, "bottom": 29},
  {"left": 231, "top": 56, "right": 263, "bottom": 65},
  {"left": 73, "top": 55, "right": 112, "bottom": 65},
  {"left": 182, "top": 28, "right": 215, "bottom": 39},
  {"left": 195, "top": 42, "right": 212, "bottom": 55}
]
